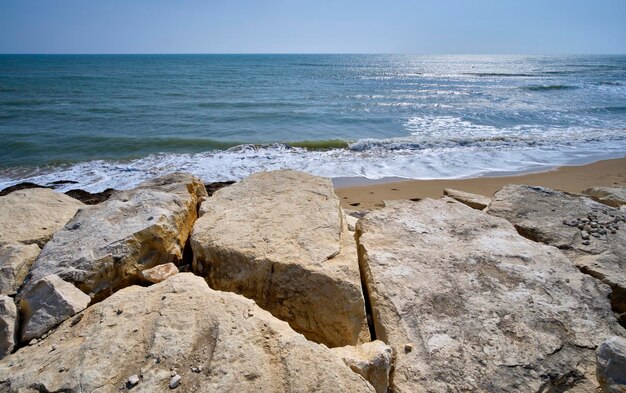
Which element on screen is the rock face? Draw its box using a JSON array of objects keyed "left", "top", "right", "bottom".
[
  {"left": 0, "top": 274, "right": 375, "bottom": 393},
  {"left": 19, "top": 274, "right": 91, "bottom": 342},
  {"left": 0, "top": 243, "right": 40, "bottom": 295},
  {"left": 141, "top": 262, "right": 179, "bottom": 284},
  {"left": 443, "top": 188, "right": 491, "bottom": 210},
  {"left": 191, "top": 170, "right": 366, "bottom": 348},
  {"left": 597, "top": 336, "right": 626, "bottom": 393},
  {"left": 356, "top": 198, "right": 620, "bottom": 392},
  {"left": 0, "top": 296, "right": 17, "bottom": 359},
  {"left": 0, "top": 188, "right": 83, "bottom": 247},
  {"left": 583, "top": 186, "right": 626, "bottom": 208},
  {"left": 487, "top": 185, "right": 626, "bottom": 314},
  {"left": 21, "top": 173, "right": 206, "bottom": 303},
  {"left": 331, "top": 340, "right": 393, "bottom": 393}
]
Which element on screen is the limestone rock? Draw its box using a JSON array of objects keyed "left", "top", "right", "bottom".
[
  {"left": 0, "top": 243, "right": 40, "bottom": 295},
  {"left": 0, "top": 274, "right": 375, "bottom": 393},
  {"left": 0, "top": 296, "right": 17, "bottom": 359},
  {"left": 21, "top": 173, "right": 206, "bottom": 303},
  {"left": 583, "top": 186, "right": 626, "bottom": 208},
  {"left": 191, "top": 170, "right": 366, "bottom": 348},
  {"left": 19, "top": 274, "right": 90, "bottom": 341},
  {"left": 141, "top": 263, "right": 179, "bottom": 284},
  {"left": 597, "top": 336, "right": 626, "bottom": 393},
  {"left": 0, "top": 188, "right": 83, "bottom": 247},
  {"left": 357, "top": 198, "right": 620, "bottom": 392},
  {"left": 331, "top": 340, "right": 392, "bottom": 393},
  {"left": 487, "top": 185, "right": 626, "bottom": 314},
  {"left": 346, "top": 214, "right": 359, "bottom": 232},
  {"left": 443, "top": 188, "right": 491, "bottom": 210}
]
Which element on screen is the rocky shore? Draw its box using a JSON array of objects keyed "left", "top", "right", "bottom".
[{"left": 0, "top": 170, "right": 625, "bottom": 392}]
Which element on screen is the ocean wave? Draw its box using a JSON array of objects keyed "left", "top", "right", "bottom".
[
  {"left": 522, "top": 85, "right": 580, "bottom": 91},
  {"left": 462, "top": 72, "right": 536, "bottom": 77}
]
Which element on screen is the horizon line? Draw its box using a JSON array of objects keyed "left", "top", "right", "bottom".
[{"left": 1, "top": 52, "right": 626, "bottom": 56}]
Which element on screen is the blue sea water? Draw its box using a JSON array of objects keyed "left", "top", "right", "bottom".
[{"left": 0, "top": 54, "right": 625, "bottom": 191}]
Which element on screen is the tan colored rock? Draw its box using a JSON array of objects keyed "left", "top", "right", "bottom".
[
  {"left": 141, "top": 263, "right": 179, "bottom": 284},
  {"left": 0, "top": 243, "right": 40, "bottom": 295},
  {"left": 443, "top": 188, "right": 491, "bottom": 210},
  {"left": 346, "top": 214, "right": 359, "bottom": 232},
  {"left": 21, "top": 173, "right": 206, "bottom": 303},
  {"left": 0, "top": 274, "right": 375, "bottom": 393},
  {"left": 19, "top": 274, "right": 90, "bottom": 342},
  {"left": 597, "top": 336, "right": 626, "bottom": 393},
  {"left": 0, "top": 188, "right": 83, "bottom": 247},
  {"left": 192, "top": 170, "right": 366, "bottom": 348},
  {"left": 331, "top": 340, "right": 392, "bottom": 393},
  {"left": 583, "top": 186, "right": 626, "bottom": 208},
  {"left": 487, "top": 185, "right": 626, "bottom": 315},
  {"left": 0, "top": 295, "right": 17, "bottom": 359},
  {"left": 357, "top": 198, "right": 620, "bottom": 392}
]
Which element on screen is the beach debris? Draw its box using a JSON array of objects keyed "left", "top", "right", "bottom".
[
  {"left": 357, "top": 198, "right": 619, "bottom": 392},
  {"left": 140, "top": 263, "right": 179, "bottom": 284},
  {"left": 443, "top": 188, "right": 491, "bottom": 210},
  {"left": 596, "top": 336, "right": 626, "bottom": 392},
  {"left": 19, "top": 274, "right": 90, "bottom": 342},
  {"left": 192, "top": 170, "right": 366, "bottom": 348},
  {"left": 0, "top": 295, "right": 18, "bottom": 359},
  {"left": 330, "top": 340, "right": 392, "bottom": 393}
]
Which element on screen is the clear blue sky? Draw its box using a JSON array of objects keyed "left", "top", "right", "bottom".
[{"left": 1, "top": 0, "right": 625, "bottom": 54}]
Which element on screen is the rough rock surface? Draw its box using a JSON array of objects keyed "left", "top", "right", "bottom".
[
  {"left": 192, "top": 170, "right": 366, "bottom": 348},
  {"left": 19, "top": 274, "right": 91, "bottom": 342},
  {"left": 331, "top": 340, "right": 393, "bottom": 393},
  {"left": 0, "top": 274, "right": 375, "bottom": 393},
  {"left": 487, "top": 185, "right": 626, "bottom": 314},
  {"left": 0, "top": 188, "right": 83, "bottom": 247},
  {"left": 357, "top": 198, "right": 620, "bottom": 393},
  {"left": 0, "top": 243, "right": 40, "bottom": 295},
  {"left": 443, "top": 188, "right": 491, "bottom": 210},
  {"left": 21, "top": 173, "right": 207, "bottom": 303},
  {"left": 0, "top": 296, "right": 17, "bottom": 359},
  {"left": 141, "top": 262, "right": 179, "bottom": 284},
  {"left": 583, "top": 186, "right": 626, "bottom": 208},
  {"left": 597, "top": 336, "right": 626, "bottom": 393}
]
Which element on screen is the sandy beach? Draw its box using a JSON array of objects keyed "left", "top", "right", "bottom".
[{"left": 335, "top": 156, "right": 626, "bottom": 210}]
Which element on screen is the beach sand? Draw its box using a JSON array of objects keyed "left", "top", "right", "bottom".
[{"left": 335, "top": 156, "right": 626, "bottom": 210}]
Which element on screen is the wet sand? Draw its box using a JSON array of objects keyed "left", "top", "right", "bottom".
[{"left": 335, "top": 156, "right": 626, "bottom": 210}]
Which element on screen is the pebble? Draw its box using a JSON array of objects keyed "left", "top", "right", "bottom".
[
  {"left": 191, "top": 366, "right": 203, "bottom": 373},
  {"left": 584, "top": 225, "right": 592, "bottom": 232},
  {"left": 591, "top": 233, "right": 601, "bottom": 238},
  {"left": 28, "top": 339, "right": 38, "bottom": 346},
  {"left": 127, "top": 375, "right": 140, "bottom": 387},
  {"left": 404, "top": 343, "right": 413, "bottom": 353},
  {"left": 582, "top": 240, "right": 591, "bottom": 246},
  {"left": 169, "top": 374, "right": 181, "bottom": 389},
  {"left": 581, "top": 231, "right": 590, "bottom": 240}
]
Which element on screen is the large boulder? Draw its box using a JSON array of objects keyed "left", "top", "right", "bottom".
[
  {"left": 331, "top": 340, "right": 393, "bottom": 393},
  {"left": 487, "top": 185, "right": 626, "bottom": 314},
  {"left": 19, "top": 274, "right": 91, "bottom": 342},
  {"left": 583, "top": 186, "right": 626, "bottom": 208},
  {"left": 596, "top": 336, "right": 626, "bottom": 392},
  {"left": 0, "top": 243, "right": 40, "bottom": 295},
  {"left": 356, "top": 198, "right": 621, "bottom": 392},
  {"left": 0, "top": 274, "right": 375, "bottom": 393},
  {"left": 21, "top": 173, "right": 207, "bottom": 303},
  {"left": 191, "top": 170, "right": 366, "bottom": 348},
  {"left": 0, "top": 188, "right": 83, "bottom": 247},
  {"left": 0, "top": 296, "right": 17, "bottom": 359}
]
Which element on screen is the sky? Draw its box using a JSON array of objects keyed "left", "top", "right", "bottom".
[{"left": 1, "top": 0, "right": 625, "bottom": 54}]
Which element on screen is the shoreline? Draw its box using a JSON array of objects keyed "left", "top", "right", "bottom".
[{"left": 335, "top": 156, "right": 626, "bottom": 210}]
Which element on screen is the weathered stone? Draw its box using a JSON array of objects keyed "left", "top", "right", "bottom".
[
  {"left": 0, "top": 296, "right": 17, "bottom": 359},
  {"left": 443, "top": 188, "right": 491, "bottom": 210},
  {"left": 596, "top": 336, "right": 626, "bottom": 393},
  {"left": 0, "top": 188, "right": 83, "bottom": 247},
  {"left": 0, "top": 243, "right": 40, "bottom": 295},
  {"left": 19, "top": 274, "right": 91, "bottom": 342},
  {"left": 192, "top": 170, "right": 366, "bottom": 348},
  {"left": 127, "top": 374, "right": 140, "bottom": 387},
  {"left": 357, "top": 198, "right": 620, "bottom": 392},
  {"left": 487, "top": 185, "right": 626, "bottom": 314},
  {"left": 141, "top": 263, "right": 179, "bottom": 284},
  {"left": 0, "top": 274, "right": 375, "bottom": 393},
  {"left": 331, "top": 340, "right": 392, "bottom": 393},
  {"left": 346, "top": 214, "right": 359, "bottom": 232},
  {"left": 21, "top": 173, "right": 207, "bottom": 303},
  {"left": 169, "top": 374, "right": 181, "bottom": 389},
  {"left": 583, "top": 186, "right": 626, "bottom": 208}
]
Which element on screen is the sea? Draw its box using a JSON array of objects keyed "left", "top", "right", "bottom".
[{"left": 1, "top": 54, "right": 625, "bottom": 192}]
